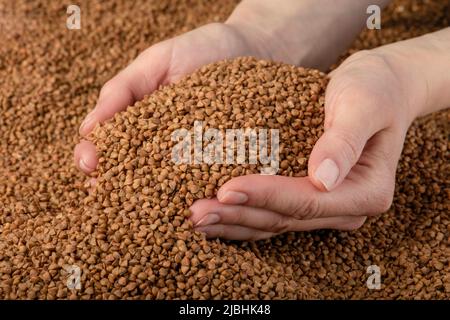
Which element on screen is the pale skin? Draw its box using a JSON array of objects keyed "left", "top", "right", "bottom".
[{"left": 74, "top": 0, "right": 450, "bottom": 240}]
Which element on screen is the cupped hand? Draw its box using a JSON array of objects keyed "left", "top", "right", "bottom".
[
  {"left": 74, "top": 22, "right": 270, "bottom": 173},
  {"left": 190, "top": 50, "right": 418, "bottom": 240}
]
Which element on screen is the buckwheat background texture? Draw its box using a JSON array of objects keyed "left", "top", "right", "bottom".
[{"left": 0, "top": 0, "right": 448, "bottom": 299}]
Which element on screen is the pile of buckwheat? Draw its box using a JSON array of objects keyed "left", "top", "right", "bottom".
[{"left": 0, "top": 0, "right": 448, "bottom": 299}]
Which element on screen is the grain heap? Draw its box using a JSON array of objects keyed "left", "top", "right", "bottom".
[
  {"left": 0, "top": 0, "right": 448, "bottom": 300},
  {"left": 83, "top": 57, "right": 327, "bottom": 299}
]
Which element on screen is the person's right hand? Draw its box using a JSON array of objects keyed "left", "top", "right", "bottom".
[
  {"left": 188, "top": 28, "right": 450, "bottom": 240},
  {"left": 74, "top": 22, "right": 271, "bottom": 174}
]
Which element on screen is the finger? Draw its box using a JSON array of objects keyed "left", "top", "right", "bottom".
[
  {"left": 217, "top": 174, "right": 329, "bottom": 219},
  {"left": 308, "top": 69, "right": 390, "bottom": 191},
  {"left": 74, "top": 140, "right": 98, "bottom": 174},
  {"left": 191, "top": 198, "right": 367, "bottom": 234},
  {"left": 79, "top": 42, "right": 172, "bottom": 136},
  {"left": 216, "top": 128, "right": 400, "bottom": 219},
  {"left": 196, "top": 224, "right": 276, "bottom": 241},
  {"left": 190, "top": 198, "right": 294, "bottom": 233},
  {"left": 288, "top": 215, "right": 367, "bottom": 231}
]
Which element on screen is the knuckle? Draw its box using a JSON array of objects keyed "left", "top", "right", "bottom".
[
  {"left": 333, "top": 129, "right": 363, "bottom": 165},
  {"left": 259, "top": 176, "right": 292, "bottom": 210},
  {"left": 328, "top": 82, "right": 377, "bottom": 124},
  {"left": 291, "top": 194, "right": 322, "bottom": 220},
  {"left": 368, "top": 172, "right": 395, "bottom": 215},
  {"left": 267, "top": 216, "right": 291, "bottom": 234},
  {"left": 368, "top": 190, "right": 394, "bottom": 216},
  {"left": 259, "top": 182, "right": 278, "bottom": 209},
  {"left": 330, "top": 51, "right": 393, "bottom": 107},
  {"left": 348, "top": 182, "right": 393, "bottom": 217},
  {"left": 376, "top": 192, "right": 394, "bottom": 213},
  {"left": 232, "top": 209, "right": 244, "bottom": 225}
]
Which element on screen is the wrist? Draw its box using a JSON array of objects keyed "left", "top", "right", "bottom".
[
  {"left": 224, "top": 5, "right": 296, "bottom": 64},
  {"left": 371, "top": 46, "right": 425, "bottom": 127},
  {"left": 226, "top": 0, "right": 391, "bottom": 70},
  {"left": 373, "top": 29, "right": 450, "bottom": 122},
  {"left": 223, "top": 19, "right": 275, "bottom": 62}
]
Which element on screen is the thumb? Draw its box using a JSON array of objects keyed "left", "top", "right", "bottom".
[{"left": 309, "top": 87, "right": 387, "bottom": 191}]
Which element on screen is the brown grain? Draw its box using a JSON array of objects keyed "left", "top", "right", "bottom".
[{"left": 0, "top": 0, "right": 448, "bottom": 300}]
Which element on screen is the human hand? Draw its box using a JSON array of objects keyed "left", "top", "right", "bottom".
[
  {"left": 75, "top": 0, "right": 387, "bottom": 174},
  {"left": 189, "top": 49, "right": 424, "bottom": 240},
  {"left": 74, "top": 22, "right": 270, "bottom": 173}
]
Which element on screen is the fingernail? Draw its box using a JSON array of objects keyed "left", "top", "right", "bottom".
[
  {"left": 195, "top": 213, "right": 220, "bottom": 227},
  {"left": 218, "top": 191, "right": 248, "bottom": 205},
  {"left": 315, "top": 158, "right": 339, "bottom": 191},
  {"left": 79, "top": 113, "right": 96, "bottom": 136},
  {"left": 79, "top": 157, "right": 95, "bottom": 172}
]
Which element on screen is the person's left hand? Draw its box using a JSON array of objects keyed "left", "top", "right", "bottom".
[
  {"left": 74, "top": 22, "right": 274, "bottom": 175},
  {"left": 190, "top": 49, "right": 423, "bottom": 240}
]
